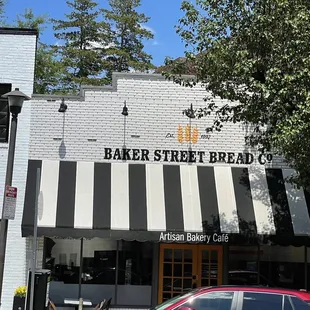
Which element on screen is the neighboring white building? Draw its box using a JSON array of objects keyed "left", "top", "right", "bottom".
[{"left": 0, "top": 28, "right": 37, "bottom": 309}]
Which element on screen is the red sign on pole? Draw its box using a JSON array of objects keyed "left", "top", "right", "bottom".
[{"left": 3, "top": 186, "right": 17, "bottom": 220}]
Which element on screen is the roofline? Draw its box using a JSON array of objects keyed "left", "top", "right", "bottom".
[
  {"left": 0, "top": 28, "right": 38, "bottom": 36},
  {"left": 31, "top": 71, "right": 197, "bottom": 100}
]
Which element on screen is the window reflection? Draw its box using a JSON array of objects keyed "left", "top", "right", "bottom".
[
  {"left": 228, "top": 245, "right": 308, "bottom": 290},
  {"left": 44, "top": 238, "right": 153, "bottom": 286}
]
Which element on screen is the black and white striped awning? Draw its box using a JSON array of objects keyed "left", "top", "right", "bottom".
[{"left": 21, "top": 159, "right": 310, "bottom": 243}]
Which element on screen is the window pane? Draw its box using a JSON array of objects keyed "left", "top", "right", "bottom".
[
  {"left": 290, "top": 296, "right": 310, "bottom": 310},
  {"left": 242, "top": 292, "right": 282, "bottom": 310},
  {"left": 178, "top": 291, "right": 234, "bottom": 310},
  {"left": 0, "top": 83, "right": 11, "bottom": 143},
  {"left": 117, "top": 240, "right": 153, "bottom": 285},
  {"left": 44, "top": 237, "right": 117, "bottom": 305},
  {"left": 116, "top": 241, "right": 153, "bottom": 306}
]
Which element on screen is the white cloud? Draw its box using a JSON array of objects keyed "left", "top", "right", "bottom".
[
  {"left": 152, "top": 40, "right": 159, "bottom": 46},
  {"left": 140, "top": 24, "right": 156, "bottom": 34}
]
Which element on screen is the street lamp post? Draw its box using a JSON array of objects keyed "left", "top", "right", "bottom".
[{"left": 0, "top": 88, "right": 30, "bottom": 305}]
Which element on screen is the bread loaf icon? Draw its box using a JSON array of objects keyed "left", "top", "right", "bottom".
[
  {"left": 191, "top": 126, "right": 199, "bottom": 144},
  {"left": 177, "top": 125, "right": 183, "bottom": 143},
  {"left": 185, "top": 124, "right": 191, "bottom": 142}
]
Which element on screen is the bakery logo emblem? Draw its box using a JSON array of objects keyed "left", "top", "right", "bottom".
[
  {"left": 177, "top": 125, "right": 199, "bottom": 144},
  {"left": 165, "top": 125, "right": 212, "bottom": 142}
]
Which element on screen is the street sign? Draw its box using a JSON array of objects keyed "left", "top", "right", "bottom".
[{"left": 3, "top": 186, "right": 17, "bottom": 220}]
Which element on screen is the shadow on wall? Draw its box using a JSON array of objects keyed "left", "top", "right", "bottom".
[
  {"left": 59, "top": 110, "right": 67, "bottom": 159},
  {"left": 59, "top": 140, "right": 66, "bottom": 159}
]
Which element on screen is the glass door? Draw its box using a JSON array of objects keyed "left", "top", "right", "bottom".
[
  {"left": 158, "top": 244, "right": 198, "bottom": 303},
  {"left": 197, "top": 245, "right": 223, "bottom": 287}
]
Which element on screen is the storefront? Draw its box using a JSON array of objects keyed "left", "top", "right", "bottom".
[{"left": 21, "top": 73, "right": 310, "bottom": 308}]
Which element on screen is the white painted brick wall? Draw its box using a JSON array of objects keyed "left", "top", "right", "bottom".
[
  {"left": 29, "top": 73, "right": 285, "bottom": 169},
  {"left": 0, "top": 30, "right": 37, "bottom": 309}
]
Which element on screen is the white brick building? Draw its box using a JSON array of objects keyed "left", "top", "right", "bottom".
[
  {"left": 21, "top": 73, "right": 310, "bottom": 308},
  {"left": 0, "top": 28, "right": 37, "bottom": 309}
]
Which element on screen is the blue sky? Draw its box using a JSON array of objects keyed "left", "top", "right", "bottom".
[{"left": 3, "top": 0, "right": 186, "bottom": 66}]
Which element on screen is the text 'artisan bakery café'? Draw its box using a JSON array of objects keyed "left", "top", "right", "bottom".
[
  {"left": 21, "top": 74, "right": 310, "bottom": 307},
  {"left": 102, "top": 147, "right": 273, "bottom": 165}
]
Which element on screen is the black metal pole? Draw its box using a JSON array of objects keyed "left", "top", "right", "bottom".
[
  {"left": 257, "top": 244, "right": 261, "bottom": 284},
  {"left": 305, "top": 246, "right": 308, "bottom": 290},
  {"left": 114, "top": 241, "right": 119, "bottom": 305},
  {"left": 0, "top": 114, "right": 18, "bottom": 305},
  {"left": 78, "top": 238, "right": 83, "bottom": 299}
]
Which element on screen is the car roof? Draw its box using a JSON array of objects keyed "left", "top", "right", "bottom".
[{"left": 197, "top": 286, "right": 310, "bottom": 299}]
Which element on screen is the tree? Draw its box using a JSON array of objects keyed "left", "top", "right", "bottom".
[
  {"left": 16, "top": 9, "right": 64, "bottom": 94},
  {"left": 0, "top": 0, "right": 6, "bottom": 25},
  {"left": 52, "top": 0, "right": 111, "bottom": 93},
  {"left": 16, "top": 9, "right": 63, "bottom": 94},
  {"left": 103, "top": 0, "right": 155, "bottom": 79},
  {"left": 163, "top": 0, "right": 310, "bottom": 190}
]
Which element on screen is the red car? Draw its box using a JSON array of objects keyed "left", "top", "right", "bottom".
[{"left": 154, "top": 286, "right": 310, "bottom": 310}]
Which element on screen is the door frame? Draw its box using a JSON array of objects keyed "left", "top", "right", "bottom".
[{"left": 158, "top": 244, "right": 223, "bottom": 304}]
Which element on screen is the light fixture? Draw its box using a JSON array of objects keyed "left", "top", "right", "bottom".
[
  {"left": 122, "top": 100, "right": 128, "bottom": 116},
  {"left": 58, "top": 98, "right": 67, "bottom": 113},
  {"left": 186, "top": 103, "right": 195, "bottom": 119},
  {"left": 1, "top": 88, "right": 31, "bottom": 117}
]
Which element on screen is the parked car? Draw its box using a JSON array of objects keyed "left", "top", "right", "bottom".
[{"left": 153, "top": 286, "right": 310, "bottom": 310}]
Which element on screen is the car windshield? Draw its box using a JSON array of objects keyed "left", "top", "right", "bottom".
[{"left": 152, "top": 289, "right": 199, "bottom": 310}]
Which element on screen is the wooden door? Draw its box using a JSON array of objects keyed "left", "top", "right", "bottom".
[
  {"left": 158, "top": 244, "right": 198, "bottom": 303},
  {"left": 158, "top": 244, "right": 223, "bottom": 304}
]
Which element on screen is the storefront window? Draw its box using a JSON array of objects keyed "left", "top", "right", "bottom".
[
  {"left": 43, "top": 237, "right": 153, "bottom": 306},
  {"left": 228, "top": 245, "right": 307, "bottom": 290},
  {"left": 117, "top": 241, "right": 153, "bottom": 286}
]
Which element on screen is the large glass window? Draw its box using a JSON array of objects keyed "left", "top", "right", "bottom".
[
  {"left": 117, "top": 241, "right": 153, "bottom": 286},
  {"left": 228, "top": 245, "right": 307, "bottom": 289},
  {"left": 43, "top": 238, "right": 154, "bottom": 306}
]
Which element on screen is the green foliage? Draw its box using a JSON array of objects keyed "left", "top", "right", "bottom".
[
  {"left": 103, "top": 0, "right": 155, "bottom": 79},
  {"left": 3, "top": 0, "right": 154, "bottom": 93},
  {"left": 15, "top": 9, "right": 63, "bottom": 94},
  {"left": 16, "top": 8, "right": 46, "bottom": 32},
  {"left": 0, "top": 0, "right": 6, "bottom": 26},
  {"left": 165, "top": 0, "right": 310, "bottom": 190},
  {"left": 52, "top": 0, "right": 111, "bottom": 93}
]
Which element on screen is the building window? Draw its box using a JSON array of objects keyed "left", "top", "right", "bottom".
[
  {"left": 228, "top": 245, "right": 308, "bottom": 290},
  {"left": 117, "top": 241, "right": 153, "bottom": 286},
  {"left": 43, "top": 237, "right": 153, "bottom": 306},
  {"left": 0, "top": 83, "right": 11, "bottom": 143}
]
